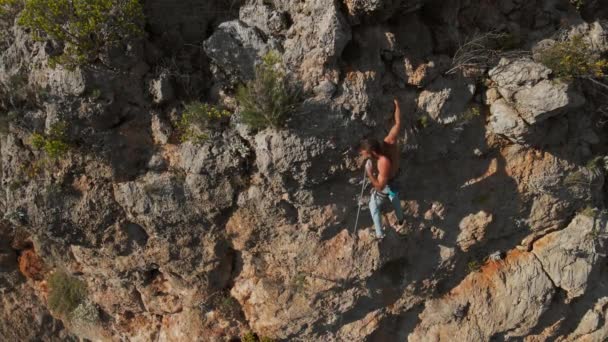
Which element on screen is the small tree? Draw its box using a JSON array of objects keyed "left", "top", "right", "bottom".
[
  {"left": 18, "top": 0, "right": 144, "bottom": 69},
  {"left": 236, "top": 51, "right": 301, "bottom": 130}
]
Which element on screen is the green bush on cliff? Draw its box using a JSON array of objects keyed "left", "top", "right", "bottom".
[
  {"left": 47, "top": 270, "right": 87, "bottom": 319},
  {"left": 242, "top": 332, "right": 275, "bottom": 342},
  {"left": 236, "top": 51, "right": 302, "bottom": 130},
  {"left": 537, "top": 35, "right": 608, "bottom": 80},
  {"left": 17, "top": 0, "right": 144, "bottom": 68},
  {"left": 570, "top": 0, "right": 584, "bottom": 10},
  {"left": 177, "top": 102, "right": 231, "bottom": 144},
  {"left": 31, "top": 122, "right": 70, "bottom": 158}
]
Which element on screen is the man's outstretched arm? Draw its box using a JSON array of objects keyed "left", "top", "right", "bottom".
[{"left": 384, "top": 98, "right": 401, "bottom": 145}]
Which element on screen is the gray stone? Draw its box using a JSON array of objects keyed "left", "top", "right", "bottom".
[
  {"left": 532, "top": 214, "right": 607, "bottom": 300},
  {"left": 489, "top": 58, "right": 552, "bottom": 101},
  {"left": 313, "top": 80, "right": 337, "bottom": 98},
  {"left": 240, "top": 1, "right": 289, "bottom": 35},
  {"left": 150, "top": 112, "right": 172, "bottom": 144},
  {"left": 204, "top": 20, "right": 274, "bottom": 81},
  {"left": 513, "top": 80, "right": 585, "bottom": 124},
  {"left": 417, "top": 77, "right": 476, "bottom": 124},
  {"left": 489, "top": 98, "right": 528, "bottom": 143},
  {"left": 149, "top": 73, "right": 174, "bottom": 105}
]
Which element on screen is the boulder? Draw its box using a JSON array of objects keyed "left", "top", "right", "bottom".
[
  {"left": 283, "top": 0, "right": 351, "bottom": 88},
  {"left": 532, "top": 214, "right": 607, "bottom": 300},
  {"left": 148, "top": 73, "right": 174, "bottom": 105},
  {"left": 417, "top": 77, "right": 476, "bottom": 124},
  {"left": 456, "top": 211, "right": 493, "bottom": 252},
  {"left": 488, "top": 98, "right": 528, "bottom": 143},
  {"left": 204, "top": 20, "right": 275, "bottom": 81}
]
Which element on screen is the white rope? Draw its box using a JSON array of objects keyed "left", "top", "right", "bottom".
[{"left": 353, "top": 165, "right": 368, "bottom": 235}]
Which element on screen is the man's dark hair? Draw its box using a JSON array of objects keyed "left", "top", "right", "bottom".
[{"left": 358, "top": 138, "right": 382, "bottom": 154}]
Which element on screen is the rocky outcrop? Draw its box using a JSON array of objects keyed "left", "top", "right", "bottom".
[
  {"left": 2, "top": 0, "right": 608, "bottom": 341},
  {"left": 532, "top": 215, "right": 605, "bottom": 300},
  {"left": 204, "top": 20, "right": 276, "bottom": 81},
  {"left": 410, "top": 250, "right": 556, "bottom": 341},
  {"left": 411, "top": 214, "right": 607, "bottom": 341},
  {"left": 417, "top": 76, "right": 476, "bottom": 124}
]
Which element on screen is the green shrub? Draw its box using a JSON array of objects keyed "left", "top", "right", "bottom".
[
  {"left": 417, "top": 115, "right": 430, "bottom": 129},
  {"left": 458, "top": 106, "right": 481, "bottom": 124},
  {"left": 31, "top": 122, "right": 70, "bottom": 158},
  {"left": 242, "top": 332, "right": 257, "bottom": 342},
  {"left": 236, "top": 51, "right": 301, "bottom": 130},
  {"left": 570, "top": 0, "right": 584, "bottom": 10},
  {"left": 241, "top": 332, "right": 275, "bottom": 342},
  {"left": 586, "top": 156, "right": 607, "bottom": 173},
  {"left": 47, "top": 270, "right": 87, "bottom": 319},
  {"left": 177, "top": 102, "right": 231, "bottom": 144},
  {"left": 580, "top": 206, "right": 597, "bottom": 218},
  {"left": 537, "top": 35, "right": 608, "bottom": 80},
  {"left": 467, "top": 260, "right": 481, "bottom": 273},
  {"left": 18, "top": 0, "right": 144, "bottom": 69},
  {"left": 563, "top": 170, "right": 592, "bottom": 187}
]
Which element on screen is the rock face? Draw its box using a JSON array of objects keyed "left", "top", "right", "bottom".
[
  {"left": 1, "top": 0, "right": 608, "bottom": 341},
  {"left": 410, "top": 250, "right": 556, "bottom": 341},
  {"left": 486, "top": 58, "right": 586, "bottom": 144}
]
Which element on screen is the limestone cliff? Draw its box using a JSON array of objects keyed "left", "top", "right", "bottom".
[{"left": 1, "top": 0, "right": 607, "bottom": 341}]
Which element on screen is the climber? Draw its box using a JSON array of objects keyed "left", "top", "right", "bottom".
[{"left": 357, "top": 98, "right": 406, "bottom": 239}]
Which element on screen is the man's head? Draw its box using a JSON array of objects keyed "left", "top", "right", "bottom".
[{"left": 358, "top": 138, "right": 382, "bottom": 159}]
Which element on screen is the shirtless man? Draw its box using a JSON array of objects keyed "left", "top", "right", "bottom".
[{"left": 357, "top": 98, "right": 405, "bottom": 239}]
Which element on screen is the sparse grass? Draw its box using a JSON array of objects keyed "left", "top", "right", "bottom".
[
  {"left": 47, "top": 270, "right": 87, "bottom": 319},
  {"left": 537, "top": 35, "right": 608, "bottom": 80},
  {"left": 580, "top": 206, "right": 597, "bottom": 218},
  {"left": 563, "top": 170, "right": 592, "bottom": 187},
  {"left": 19, "top": 158, "right": 47, "bottom": 180},
  {"left": 291, "top": 272, "right": 308, "bottom": 293},
  {"left": 208, "top": 291, "right": 241, "bottom": 319},
  {"left": 242, "top": 332, "right": 275, "bottom": 342},
  {"left": 31, "top": 122, "right": 70, "bottom": 159},
  {"left": 417, "top": 115, "right": 430, "bottom": 129},
  {"left": 177, "top": 102, "right": 231, "bottom": 144},
  {"left": 467, "top": 260, "right": 481, "bottom": 273},
  {"left": 89, "top": 88, "right": 102, "bottom": 100},
  {"left": 570, "top": 0, "right": 584, "bottom": 10},
  {"left": 242, "top": 332, "right": 257, "bottom": 342},
  {"left": 586, "top": 156, "right": 607, "bottom": 173},
  {"left": 236, "top": 51, "right": 302, "bottom": 130},
  {"left": 459, "top": 106, "right": 481, "bottom": 122}
]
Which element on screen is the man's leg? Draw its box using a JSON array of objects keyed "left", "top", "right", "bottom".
[
  {"left": 389, "top": 191, "right": 405, "bottom": 223},
  {"left": 369, "top": 193, "right": 385, "bottom": 237}
]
